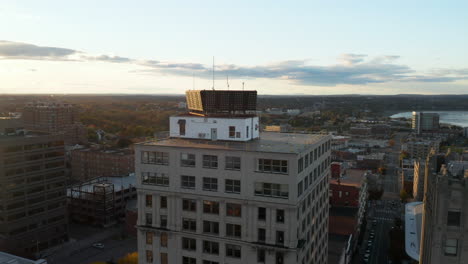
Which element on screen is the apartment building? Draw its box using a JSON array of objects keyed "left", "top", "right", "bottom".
[
  {"left": 0, "top": 119, "right": 68, "bottom": 258},
  {"left": 405, "top": 138, "right": 440, "bottom": 160},
  {"left": 21, "top": 102, "right": 87, "bottom": 145},
  {"left": 135, "top": 90, "right": 332, "bottom": 264}
]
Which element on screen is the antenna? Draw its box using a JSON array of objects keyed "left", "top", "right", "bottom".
[
  {"left": 226, "top": 75, "right": 230, "bottom": 90},
  {"left": 242, "top": 82, "right": 245, "bottom": 91},
  {"left": 212, "top": 56, "right": 215, "bottom": 90}
]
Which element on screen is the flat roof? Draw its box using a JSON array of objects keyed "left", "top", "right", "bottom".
[
  {"left": 137, "top": 132, "right": 329, "bottom": 154},
  {"left": 0, "top": 252, "right": 47, "bottom": 264},
  {"left": 330, "top": 169, "right": 366, "bottom": 187},
  {"left": 405, "top": 202, "right": 423, "bottom": 261},
  {"left": 68, "top": 174, "right": 136, "bottom": 198}
]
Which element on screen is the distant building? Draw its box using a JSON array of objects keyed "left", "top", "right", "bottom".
[
  {"left": 328, "top": 207, "right": 359, "bottom": 264},
  {"left": 125, "top": 199, "right": 138, "bottom": 237},
  {"left": 413, "top": 160, "right": 425, "bottom": 201},
  {"left": 135, "top": 90, "right": 331, "bottom": 264},
  {"left": 263, "top": 124, "right": 292, "bottom": 133},
  {"left": 331, "top": 162, "right": 342, "bottom": 178},
  {"left": 405, "top": 138, "right": 440, "bottom": 159},
  {"left": 67, "top": 174, "right": 137, "bottom": 227},
  {"left": 21, "top": 102, "right": 87, "bottom": 145},
  {"left": 0, "top": 251, "right": 47, "bottom": 264},
  {"left": 0, "top": 119, "right": 68, "bottom": 258},
  {"left": 412, "top": 112, "right": 439, "bottom": 135},
  {"left": 331, "top": 136, "right": 350, "bottom": 150},
  {"left": 71, "top": 148, "right": 134, "bottom": 182},
  {"left": 349, "top": 126, "right": 371, "bottom": 136},
  {"left": 356, "top": 153, "right": 385, "bottom": 171},
  {"left": 401, "top": 168, "right": 414, "bottom": 194}
]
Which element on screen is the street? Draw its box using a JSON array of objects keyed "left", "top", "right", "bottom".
[{"left": 355, "top": 132, "right": 408, "bottom": 263}]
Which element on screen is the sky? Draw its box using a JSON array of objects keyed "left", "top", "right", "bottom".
[{"left": 1, "top": 0, "right": 468, "bottom": 95}]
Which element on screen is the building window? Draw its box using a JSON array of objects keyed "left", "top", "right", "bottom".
[
  {"left": 160, "top": 232, "right": 168, "bottom": 247},
  {"left": 225, "top": 179, "right": 241, "bottom": 193},
  {"left": 298, "top": 157, "right": 304, "bottom": 173},
  {"left": 145, "top": 195, "right": 152, "bottom": 207},
  {"left": 255, "top": 182, "right": 289, "bottom": 199},
  {"left": 276, "top": 231, "right": 284, "bottom": 245},
  {"left": 236, "top": 132, "right": 241, "bottom": 138},
  {"left": 145, "top": 213, "right": 152, "bottom": 225},
  {"left": 257, "top": 249, "right": 266, "bottom": 263},
  {"left": 276, "top": 209, "right": 285, "bottom": 223},
  {"left": 257, "top": 159, "right": 288, "bottom": 174},
  {"left": 203, "top": 240, "right": 219, "bottom": 255},
  {"left": 141, "top": 172, "right": 169, "bottom": 186},
  {"left": 146, "top": 232, "right": 153, "bottom": 245},
  {"left": 141, "top": 151, "right": 169, "bottom": 165},
  {"left": 161, "top": 253, "right": 168, "bottom": 264},
  {"left": 181, "top": 153, "right": 196, "bottom": 167},
  {"left": 225, "top": 156, "right": 241, "bottom": 170},
  {"left": 297, "top": 181, "right": 303, "bottom": 197},
  {"left": 226, "top": 203, "right": 242, "bottom": 217},
  {"left": 182, "top": 199, "right": 197, "bottom": 212},
  {"left": 447, "top": 211, "right": 461, "bottom": 227},
  {"left": 226, "top": 223, "right": 241, "bottom": 238},
  {"left": 146, "top": 250, "right": 153, "bottom": 263},
  {"left": 444, "top": 238, "right": 458, "bottom": 256},
  {"left": 203, "top": 261, "right": 219, "bottom": 264},
  {"left": 182, "top": 237, "right": 197, "bottom": 251},
  {"left": 246, "top": 126, "right": 249, "bottom": 138},
  {"left": 203, "top": 177, "right": 218, "bottom": 191},
  {"left": 160, "top": 196, "right": 167, "bottom": 209},
  {"left": 276, "top": 252, "right": 284, "bottom": 264},
  {"left": 183, "top": 256, "right": 196, "bottom": 264},
  {"left": 160, "top": 215, "right": 167, "bottom": 228},
  {"left": 229, "top": 126, "right": 236, "bottom": 138},
  {"left": 203, "top": 201, "right": 219, "bottom": 214},
  {"left": 226, "top": 244, "right": 241, "bottom": 258},
  {"left": 181, "top": 175, "right": 196, "bottom": 189},
  {"left": 203, "top": 221, "right": 219, "bottom": 235},
  {"left": 258, "top": 207, "right": 266, "bottom": 221},
  {"left": 258, "top": 228, "right": 266, "bottom": 242},
  {"left": 203, "top": 155, "right": 218, "bottom": 169},
  {"left": 178, "top": 119, "right": 186, "bottom": 136},
  {"left": 182, "top": 218, "right": 197, "bottom": 232},
  {"left": 305, "top": 154, "right": 309, "bottom": 168}
]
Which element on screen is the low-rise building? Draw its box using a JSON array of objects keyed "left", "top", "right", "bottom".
[
  {"left": 67, "top": 174, "right": 137, "bottom": 227},
  {"left": 0, "top": 251, "right": 47, "bottom": 264}
]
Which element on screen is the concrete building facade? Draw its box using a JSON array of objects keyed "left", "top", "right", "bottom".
[
  {"left": 135, "top": 90, "right": 331, "bottom": 264},
  {"left": 412, "top": 112, "right": 440, "bottom": 135}
]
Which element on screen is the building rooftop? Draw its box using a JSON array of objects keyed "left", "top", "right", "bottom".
[
  {"left": 138, "top": 132, "right": 329, "bottom": 154},
  {"left": 330, "top": 169, "right": 366, "bottom": 188},
  {"left": 72, "top": 147, "right": 133, "bottom": 155},
  {"left": 405, "top": 202, "right": 423, "bottom": 261},
  {"left": 68, "top": 174, "right": 136, "bottom": 198},
  {"left": 0, "top": 252, "right": 47, "bottom": 264}
]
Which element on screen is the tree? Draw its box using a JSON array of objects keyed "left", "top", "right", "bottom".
[
  {"left": 388, "top": 139, "right": 396, "bottom": 147},
  {"left": 400, "top": 189, "right": 409, "bottom": 202},
  {"left": 117, "top": 252, "right": 138, "bottom": 264}
]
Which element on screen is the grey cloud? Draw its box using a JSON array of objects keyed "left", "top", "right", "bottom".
[
  {"left": 2, "top": 40, "right": 468, "bottom": 86},
  {"left": 0, "top": 40, "right": 77, "bottom": 60}
]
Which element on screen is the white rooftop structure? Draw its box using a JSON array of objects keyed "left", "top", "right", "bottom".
[
  {"left": 405, "top": 202, "right": 423, "bottom": 261},
  {"left": 0, "top": 252, "right": 46, "bottom": 264}
]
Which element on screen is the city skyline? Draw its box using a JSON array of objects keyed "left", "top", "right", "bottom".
[{"left": 1, "top": 0, "right": 468, "bottom": 95}]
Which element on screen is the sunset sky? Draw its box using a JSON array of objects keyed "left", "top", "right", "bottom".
[{"left": 1, "top": 0, "right": 468, "bottom": 94}]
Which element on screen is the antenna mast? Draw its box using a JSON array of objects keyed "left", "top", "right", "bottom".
[
  {"left": 227, "top": 75, "right": 230, "bottom": 90},
  {"left": 212, "top": 56, "right": 215, "bottom": 90},
  {"left": 242, "top": 82, "right": 245, "bottom": 91}
]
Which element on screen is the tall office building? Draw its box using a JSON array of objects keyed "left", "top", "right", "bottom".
[
  {"left": 135, "top": 90, "right": 331, "bottom": 264},
  {"left": 0, "top": 118, "right": 68, "bottom": 258},
  {"left": 420, "top": 161, "right": 468, "bottom": 263},
  {"left": 412, "top": 112, "right": 439, "bottom": 135}
]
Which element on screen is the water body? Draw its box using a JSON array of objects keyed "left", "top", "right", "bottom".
[{"left": 390, "top": 111, "right": 468, "bottom": 127}]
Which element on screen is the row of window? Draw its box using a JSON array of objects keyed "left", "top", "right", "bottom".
[
  {"left": 146, "top": 241, "right": 284, "bottom": 264},
  {"left": 297, "top": 140, "right": 331, "bottom": 173},
  {"left": 142, "top": 174, "right": 290, "bottom": 199},
  {"left": 297, "top": 158, "right": 330, "bottom": 197},
  {"left": 141, "top": 151, "right": 289, "bottom": 175}
]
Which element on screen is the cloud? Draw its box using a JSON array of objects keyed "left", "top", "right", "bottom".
[
  {"left": 0, "top": 40, "right": 78, "bottom": 60},
  {"left": 2, "top": 40, "right": 468, "bottom": 87}
]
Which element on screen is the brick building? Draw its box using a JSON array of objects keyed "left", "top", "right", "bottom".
[{"left": 70, "top": 148, "right": 134, "bottom": 182}]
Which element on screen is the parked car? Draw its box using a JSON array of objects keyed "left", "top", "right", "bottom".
[{"left": 92, "top": 243, "right": 104, "bottom": 249}]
